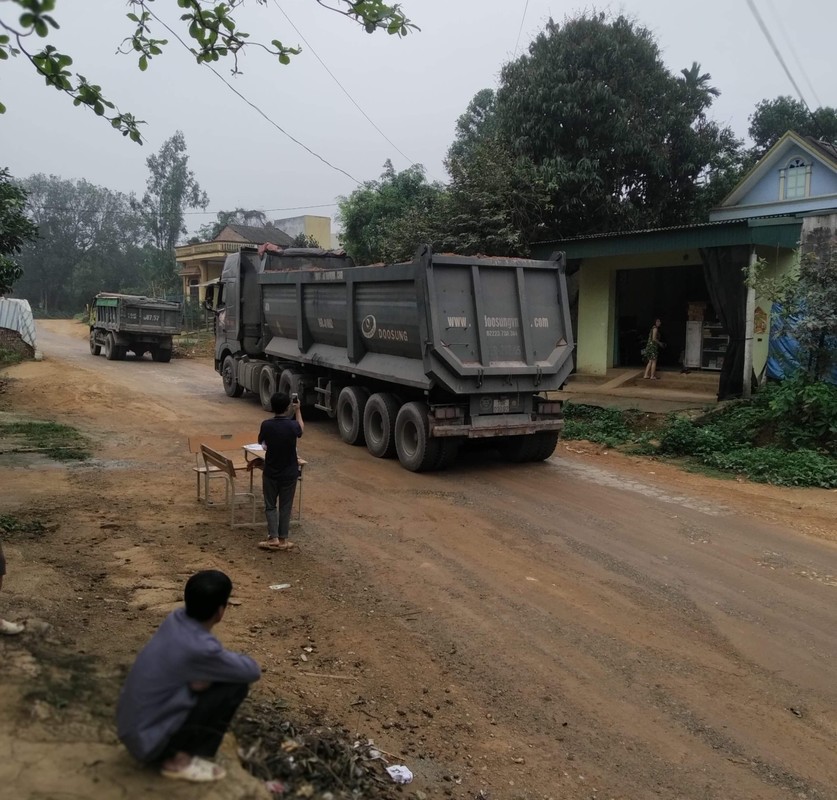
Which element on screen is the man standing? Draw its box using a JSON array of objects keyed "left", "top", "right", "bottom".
[
  {"left": 117, "top": 570, "right": 260, "bottom": 783},
  {"left": 257, "top": 391, "right": 303, "bottom": 552}
]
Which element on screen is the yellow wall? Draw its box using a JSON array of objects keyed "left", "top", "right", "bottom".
[
  {"left": 576, "top": 251, "right": 701, "bottom": 375},
  {"left": 575, "top": 247, "right": 796, "bottom": 376},
  {"left": 304, "top": 216, "right": 332, "bottom": 249}
]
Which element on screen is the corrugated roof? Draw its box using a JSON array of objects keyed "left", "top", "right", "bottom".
[{"left": 215, "top": 224, "right": 293, "bottom": 247}]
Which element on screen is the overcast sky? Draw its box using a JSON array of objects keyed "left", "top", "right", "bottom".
[{"left": 2, "top": 0, "right": 836, "bottom": 236}]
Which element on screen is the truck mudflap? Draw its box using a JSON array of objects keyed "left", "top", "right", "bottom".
[{"left": 429, "top": 414, "right": 564, "bottom": 439}]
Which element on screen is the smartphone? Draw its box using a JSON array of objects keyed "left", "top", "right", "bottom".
[{"left": 291, "top": 392, "right": 299, "bottom": 403}]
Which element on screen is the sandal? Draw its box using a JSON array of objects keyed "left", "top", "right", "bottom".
[
  {"left": 0, "top": 619, "right": 25, "bottom": 636},
  {"left": 258, "top": 539, "right": 296, "bottom": 551},
  {"left": 161, "top": 756, "right": 226, "bottom": 783}
]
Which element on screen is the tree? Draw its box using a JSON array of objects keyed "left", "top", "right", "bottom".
[
  {"left": 337, "top": 160, "right": 443, "bottom": 264},
  {"left": 748, "top": 96, "right": 837, "bottom": 156},
  {"left": 136, "top": 131, "right": 208, "bottom": 292},
  {"left": 487, "top": 13, "right": 740, "bottom": 239},
  {"left": 16, "top": 174, "right": 149, "bottom": 311},
  {"left": 0, "top": 168, "right": 37, "bottom": 296},
  {"left": 196, "top": 208, "right": 268, "bottom": 241},
  {"left": 0, "top": 1, "right": 415, "bottom": 143},
  {"left": 289, "top": 233, "right": 321, "bottom": 248}
]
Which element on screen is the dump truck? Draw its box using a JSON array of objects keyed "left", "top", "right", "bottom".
[
  {"left": 89, "top": 293, "right": 181, "bottom": 362},
  {"left": 207, "top": 245, "right": 574, "bottom": 472}
]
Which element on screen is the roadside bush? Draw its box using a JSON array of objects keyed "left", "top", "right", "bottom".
[
  {"left": 702, "top": 446, "right": 837, "bottom": 488},
  {"left": 766, "top": 376, "right": 837, "bottom": 454},
  {"left": 563, "top": 403, "right": 641, "bottom": 448}
]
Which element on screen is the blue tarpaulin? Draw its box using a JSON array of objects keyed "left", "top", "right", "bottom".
[{"left": 767, "top": 303, "right": 837, "bottom": 383}]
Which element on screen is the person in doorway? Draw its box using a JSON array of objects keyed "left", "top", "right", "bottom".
[
  {"left": 257, "top": 391, "right": 304, "bottom": 552},
  {"left": 642, "top": 318, "right": 664, "bottom": 380},
  {"left": 117, "top": 570, "right": 260, "bottom": 783},
  {"left": 0, "top": 537, "right": 25, "bottom": 636}
]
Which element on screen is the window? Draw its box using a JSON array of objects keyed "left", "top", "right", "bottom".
[{"left": 785, "top": 157, "right": 808, "bottom": 199}]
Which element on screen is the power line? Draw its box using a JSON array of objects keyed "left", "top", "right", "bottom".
[
  {"left": 745, "top": 0, "right": 811, "bottom": 110},
  {"left": 761, "top": 0, "right": 822, "bottom": 108},
  {"left": 271, "top": 0, "right": 414, "bottom": 165},
  {"left": 27, "top": 202, "right": 338, "bottom": 216},
  {"left": 146, "top": 7, "right": 362, "bottom": 184},
  {"left": 513, "top": 0, "right": 530, "bottom": 57}
]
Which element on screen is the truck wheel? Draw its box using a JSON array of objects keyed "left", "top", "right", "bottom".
[
  {"left": 259, "top": 366, "right": 277, "bottom": 410},
  {"left": 89, "top": 330, "right": 101, "bottom": 356},
  {"left": 363, "top": 392, "right": 400, "bottom": 458},
  {"left": 152, "top": 348, "right": 172, "bottom": 363},
  {"left": 529, "top": 431, "right": 559, "bottom": 461},
  {"left": 278, "top": 368, "right": 302, "bottom": 401},
  {"left": 104, "top": 333, "right": 117, "bottom": 360},
  {"left": 222, "top": 355, "right": 244, "bottom": 397},
  {"left": 395, "top": 401, "right": 441, "bottom": 472},
  {"left": 337, "top": 386, "right": 370, "bottom": 445},
  {"left": 498, "top": 435, "right": 538, "bottom": 463}
]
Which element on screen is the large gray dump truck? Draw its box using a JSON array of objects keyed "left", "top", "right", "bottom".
[
  {"left": 208, "top": 245, "right": 574, "bottom": 471},
  {"left": 89, "top": 293, "right": 181, "bottom": 362}
]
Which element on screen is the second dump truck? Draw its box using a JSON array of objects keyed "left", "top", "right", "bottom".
[
  {"left": 207, "top": 245, "right": 574, "bottom": 472},
  {"left": 89, "top": 293, "right": 181, "bottom": 362}
]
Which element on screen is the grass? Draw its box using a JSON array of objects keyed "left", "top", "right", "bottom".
[
  {"left": 0, "top": 346, "right": 26, "bottom": 367},
  {"left": 0, "top": 514, "right": 47, "bottom": 541},
  {"left": 562, "top": 399, "right": 837, "bottom": 489},
  {"left": 0, "top": 420, "right": 91, "bottom": 461}
]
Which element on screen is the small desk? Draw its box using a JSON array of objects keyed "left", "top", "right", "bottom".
[{"left": 243, "top": 444, "right": 307, "bottom": 520}]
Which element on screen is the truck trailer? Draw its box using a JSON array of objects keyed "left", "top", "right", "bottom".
[
  {"left": 207, "top": 245, "right": 574, "bottom": 472},
  {"left": 89, "top": 293, "right": 181, "bottom": 362}
]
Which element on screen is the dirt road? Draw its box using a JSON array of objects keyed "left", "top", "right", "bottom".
[{"left": 2, "top": 320, "right": 836, "bottom": 800}]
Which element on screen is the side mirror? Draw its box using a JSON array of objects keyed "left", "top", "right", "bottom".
[{"left": 203, "top": 284, "right": 217, "bottom": 311}]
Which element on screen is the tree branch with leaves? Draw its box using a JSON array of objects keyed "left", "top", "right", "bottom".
[{"left": 0, "top": 0, "right": 416, "bottom": 144}]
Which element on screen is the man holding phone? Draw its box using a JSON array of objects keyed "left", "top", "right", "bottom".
[{"left": 257, "top": 391, "right": 304, "bottom": 551}]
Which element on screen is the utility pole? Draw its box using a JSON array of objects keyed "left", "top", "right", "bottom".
[{"left": 742, "top": 249, "right": 757, "bottom": 400}]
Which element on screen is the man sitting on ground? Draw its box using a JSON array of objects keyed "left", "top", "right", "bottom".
[{"left": 117, "top": 570, "right": 260, "bottom": 783}]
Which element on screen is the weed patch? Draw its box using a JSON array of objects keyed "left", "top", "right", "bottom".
[
  {"left": 0, "top": 514, "right": 47, "bottom": 541},
  {"left": 0, "top": 347, "right": 25, "bottom": 368},
  {"left": 562, "top": 392, "right": 837, "bottom": 488},
  {"left": 0, "top": 420, "right": 90, "bottom": 461}
]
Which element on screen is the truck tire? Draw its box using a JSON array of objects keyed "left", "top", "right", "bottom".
[
  {"left": 222, "top": 355, "right": 244, "bottom": 397},
  {"left": 363, "top": 392, "right": 400, "bottom": 458},
  {"left": 337, "top": 386, "right": 370, "bottom": 446},
  {"left": 277, "top": 368, "right": 298, "bottom": 398},
  {"left": 104, "top": 333, "right": 118, "bottom": 361},
  {"left": 529, "top": 431, "right": 559, "bottom": 461},
  {"left": 89, "top": 330, "right": 101, "bottom": 356},
  {"left": 259, "top": 366, "right": 277, "bottom": 410},
  {"left": 498, "top": 435, "right": 538, "bottom": 463},
  {"left": 152, "top": 348, "right": 172, "bottom": 363},
  {"left": 395, "top": 401, "right": 441, "bottom": 472}
]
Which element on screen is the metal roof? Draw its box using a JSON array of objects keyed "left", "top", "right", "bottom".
[{"left": 531, "top": 216, "right": 802, "bottom": 260}]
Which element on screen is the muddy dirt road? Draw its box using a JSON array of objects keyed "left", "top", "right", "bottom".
[{"left": 2, "top": 320, "right": 836, "bottom": 800}]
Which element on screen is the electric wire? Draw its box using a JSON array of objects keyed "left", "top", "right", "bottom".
[
  {"left": 745, "top": 0, "right": 811, "bottom": 111},
  {"left": 271, "top": 0, "right": 414, "bottom": 165},
  {"left": 145, "top": 7, "right": 362, "bottom": 184},
  {"left": 513, "top": 0, "right": 530, "bottom": 57},
  {"left": 761, "top": 0, "right": 822, "bottom": 108}
]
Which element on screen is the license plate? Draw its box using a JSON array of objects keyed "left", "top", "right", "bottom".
[{"left": 493, "top": 398, "right": 510, "bottom": 413}]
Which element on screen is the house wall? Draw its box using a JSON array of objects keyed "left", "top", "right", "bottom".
[
  {"left": 273, "top": 215, "right": 332, "bottom": 248},
  {"left": 576, "top": 251, "right": 701, "bottom": 375}
]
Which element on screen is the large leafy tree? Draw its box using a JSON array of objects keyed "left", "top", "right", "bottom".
[
  {"left": 0, "top": 1, "right": 415, "bottom": 143},
  {"left": 477, "top": 13, "right": 740, "bottom": 240},
  {"left": 0, "top": 168, "right": 37, "bottom": 296},
  {"left": 136, "top": 131, "right": 208, "bottom": 292},
  {"left": 15, "top": 175, "right": 149, "bottom": 311},
  {"left": 337, "top": 160, "right": 443, "bottom": 264},
  {"left": 748, "top": 96, "right": 837, "bottom": 156}
]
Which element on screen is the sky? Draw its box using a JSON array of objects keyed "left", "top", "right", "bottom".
[{"left": 2, "top": 0, "right": 836, "bottom": 237}]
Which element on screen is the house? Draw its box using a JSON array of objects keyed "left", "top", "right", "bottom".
[
  {"left": 176, "top": 215, "right": 339, "bottom": 304},
  {"left": 531, "top": 130, "right": 837, "bottom": 398},
  {"left": 176, "top": 224, "right": 293, "bottom": 305}
]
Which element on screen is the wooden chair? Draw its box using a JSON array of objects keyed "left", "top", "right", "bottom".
[
  {"left": 188, "top": 433, "right": 254, "bottom": 507},
  {"left": 200, "top": 445, "right": 258, "bottom": 528}
]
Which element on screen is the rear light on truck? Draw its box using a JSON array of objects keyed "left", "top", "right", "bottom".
[
  {"left": 536, "top": 401, "right": 563, "bottom": 415},
  {"left": 433, "top": 405, "right": 464, "bottom": 420}
]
